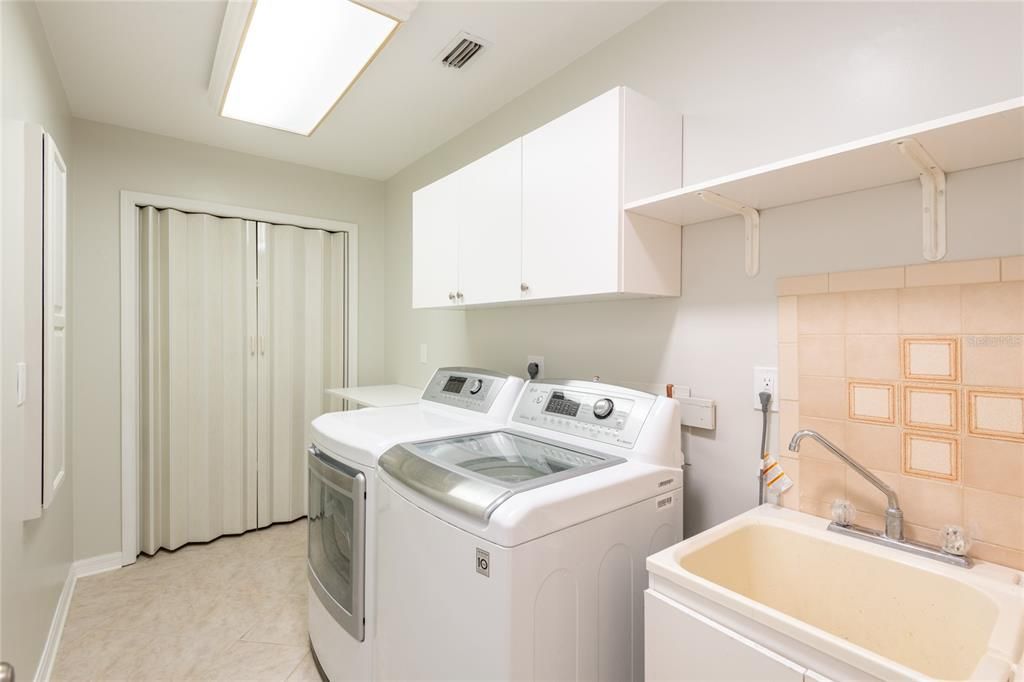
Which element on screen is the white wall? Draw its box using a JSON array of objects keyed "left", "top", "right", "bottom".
[
  {"left": 377, "top": 1, "right": 1024, "bottom": 534},
  {"left": 70, "top": 120, "right": 388, "bottom": 561},
  {"left": 1, "top": 0, "right": 74, "bottom": 673}
]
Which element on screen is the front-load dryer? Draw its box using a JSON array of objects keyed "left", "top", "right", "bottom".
[
  {"left": 374, "top": 379, "right": 684, "bottom": 681},
  {"left": 307, "top": 367, "right": 524, "bottom": 681}
]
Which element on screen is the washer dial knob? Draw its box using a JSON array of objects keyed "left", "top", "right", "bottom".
[
  {"left": 468, "top": 378, "right": 484, "bottom": 395},
  {"left": 593, "top": 398, "right": 614, "bottom": 419}
]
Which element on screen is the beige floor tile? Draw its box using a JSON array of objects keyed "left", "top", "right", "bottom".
[
  {"left": 53, "top": 521, "right": 310, "bottom": 681},
  {"left": 242, "top": 592, "right": 310, "bottom": 647},
  {"left": 185, "top": 640, "right": 308, "bottom": 681},
  {"left": 287, "top": 652, "right": 324, "bottom": 682}
]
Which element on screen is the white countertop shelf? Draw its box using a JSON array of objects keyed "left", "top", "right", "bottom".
[
  {"left": 325, "top": 384, "right": 422, "bottom": 408},
  {"left": 625, "top": 97, "right": 1024, "bottom": 226}
]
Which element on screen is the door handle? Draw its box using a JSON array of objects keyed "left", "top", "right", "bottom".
[{"left": 259, "top": 336, "right": 265, "bottom": 355}]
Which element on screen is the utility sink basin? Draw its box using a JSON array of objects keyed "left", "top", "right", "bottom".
[{"left": 647, "top": 506, "right": 1024, "bottom": 681}]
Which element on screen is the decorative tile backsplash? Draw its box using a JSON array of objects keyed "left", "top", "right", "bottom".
[{"left": 777, "top": 256, "right": 1024, "bottom": 569}]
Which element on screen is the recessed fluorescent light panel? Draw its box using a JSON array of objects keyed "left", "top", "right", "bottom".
[{"left": 221, "top": 0, "right": 399, "bottom": 136}]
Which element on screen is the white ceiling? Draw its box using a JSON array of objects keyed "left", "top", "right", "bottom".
[{"left": 37, "top": 0, "right": 658, "bottom": 180}]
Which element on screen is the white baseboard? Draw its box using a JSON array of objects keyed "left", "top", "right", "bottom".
[
  {"left": 72, "top": 552, "right": 123, "bottom": 579},
  {"left": 33, "top": 568, "right": 73, "bottom": 682},
  {"left": 33, "top": 553, "right": 123, "bottom": 681}
]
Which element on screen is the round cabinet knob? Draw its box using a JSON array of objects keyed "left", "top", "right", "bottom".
[
  {"left": 468, "top": 378, "right": 484, "bottom": 395},
  {"left": 456, "top": 291, "right": 464, "bottom": 299},
  {"left": 448, "top": 292, "right": 456, "bottom": 301},
  {"left": 593, "top": 398, "right": 614, "bottom": 419},
  {"left": 520, "top": 282, "right": 529, "bottom": 292}
]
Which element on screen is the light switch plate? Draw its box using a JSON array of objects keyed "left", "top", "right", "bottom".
[
  {"left": 680, "top": 396, "right": 716, "bottom": 430},
  {"left": 15, "top": 362, "right": 26, "bottom": 406},
  {"left": 419, "top": 344, "right": 428, "bottom": 364}
]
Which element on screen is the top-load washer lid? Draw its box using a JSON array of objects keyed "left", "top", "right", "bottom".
[{"left": 379, "top": 431, "right": 623, "bottom": 522}]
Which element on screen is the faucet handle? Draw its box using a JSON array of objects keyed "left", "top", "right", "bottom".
[
  {"left": 941, "top": 525, "right": 972, "bottom": 556},
  {"left": 831, "top": 499, "right": 857, "bottom": 527}
]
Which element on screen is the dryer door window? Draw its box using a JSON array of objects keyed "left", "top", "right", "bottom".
[{"left": 308, "top": 447, "right": 366, "bottom": 641}]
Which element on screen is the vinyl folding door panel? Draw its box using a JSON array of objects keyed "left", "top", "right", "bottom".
[
  {"left": 138, "top": 208, "right": 258, "bottom": 553},
  {"left": 257, "top": 223, "right": 346, "bottom": 526}
]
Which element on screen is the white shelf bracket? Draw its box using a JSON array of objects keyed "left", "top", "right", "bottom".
[
  {"left": 895, "top": 137, "right": 947, "bottom": 262},
  {"left": 698, "top": 190, "right": 760, "bottom": 277}
]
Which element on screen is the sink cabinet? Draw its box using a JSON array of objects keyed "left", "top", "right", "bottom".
[
  {"left": 411, "top": 86, "right": 682, "bottom": 309},
  {"left": 643, "top": 506, "right": 1024, "bottom": 681},
  {"left": 645, "top": 591, "right": 831, "bottom": 682}
]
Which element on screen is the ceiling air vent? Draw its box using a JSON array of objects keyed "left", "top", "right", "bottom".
[{"left": 439, "top": 32, "right": 488, "bottom": 70}]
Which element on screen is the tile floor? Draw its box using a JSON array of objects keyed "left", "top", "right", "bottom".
[{"left": 52, "top": 519, "right": 321, "bottom": 681}]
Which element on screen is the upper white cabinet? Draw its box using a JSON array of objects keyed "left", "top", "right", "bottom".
[
  {"left": 412, "top": 139, "right": 522, "bottom": 307},
  {"left": 412, "top": 166, "right": 462, "bottom": 308},
  {"left": 458, "top": 139, "right": 523, "bottom": 305},
  {"left": 412, "top": 86, "right": 682, "bottom": 309}
]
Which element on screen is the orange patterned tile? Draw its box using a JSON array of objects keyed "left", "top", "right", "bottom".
[
  {"left": 966, "top": 387, "right": 1024, "bottom": 443},
  {"left": 901, "top": 431, "right": 960, "bottom": 482},
  {"left": 848, "top": 381, "right": 897, "bottom": 425},
  {"left": 900, "top": 336, "right": 960, "bottom": 383},
  {"left": 902, "top": 384, "right": 959, "bottom": 432}
]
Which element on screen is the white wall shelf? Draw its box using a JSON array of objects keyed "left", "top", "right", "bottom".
[
  {"left": 326, "top": 384, "right": 422, "bottom": 409},
  {"left": 625, "top": 97, "right": 1024, "bottom": 267}
]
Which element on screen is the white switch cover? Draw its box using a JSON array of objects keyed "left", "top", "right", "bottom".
[
  {"left": 753, "top": 367, "right": 778, "bottom": 411},
  {"left": 419, "top": 344, "right": 428, "bottom": 364},
  {"left": 527, "top": 355, "right": 545, "bottom": 379},
  {"left": 679, "top": 397, "right": 716, "bottom": 429},
  {"left": 15, "top": 362, "right": 26, "bottom": 406}
]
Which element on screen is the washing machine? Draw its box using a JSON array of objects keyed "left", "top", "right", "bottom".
[
  {"left": 307, "top": 367, "right": 525, "bottom": 681},
  {"left": 374, "top": 379, "right": 684, "bottom": 682}
]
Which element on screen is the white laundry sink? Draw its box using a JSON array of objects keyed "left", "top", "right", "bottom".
[{"left": 646, "top": 506, "right": 1024, "bottom": 681}]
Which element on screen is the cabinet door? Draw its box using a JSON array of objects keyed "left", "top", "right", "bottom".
[
  {"left": 458, "top": 139, "right": 522, "bottom": 305},
  {"left": 645, "top": 591, "right": 806, "bottom": 682},
  {"left": 522, "top": 88, "right": 621, "bottom": 300},
  {"left": 412, "top": 171, "right": 461, "bottom": 308}
]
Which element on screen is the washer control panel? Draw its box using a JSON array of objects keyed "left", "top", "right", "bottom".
[
  {"left": 421, "top": 368, "right": 507, "bottom": 414},
  {"left": 512, "top": 381, "right": 655, "bottom": 448}
]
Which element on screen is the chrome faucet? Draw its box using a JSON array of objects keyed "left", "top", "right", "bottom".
[
  {"left": 788, "top": 429, "right": 971, "bottom": 568},
  {"left": 788, "top": 429, "right": 904, "bottom": 540}
]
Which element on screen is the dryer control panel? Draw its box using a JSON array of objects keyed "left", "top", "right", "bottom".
[
  {"left": 421, "top": 367, "right": 510, "bottom": 414},
  {"left": 512, "top": 380, "right": 655, "bottom": 448}
]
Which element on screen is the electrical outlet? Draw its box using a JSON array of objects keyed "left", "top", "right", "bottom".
[
  {"left": 527, "top": 355, "right": 545, "bottom": 380},
  {"left": 419, "top": 344, "right": 428, "bottom": 364},
  {"left": 753, "top": 367, "right": 778, "bottom": 411}
]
